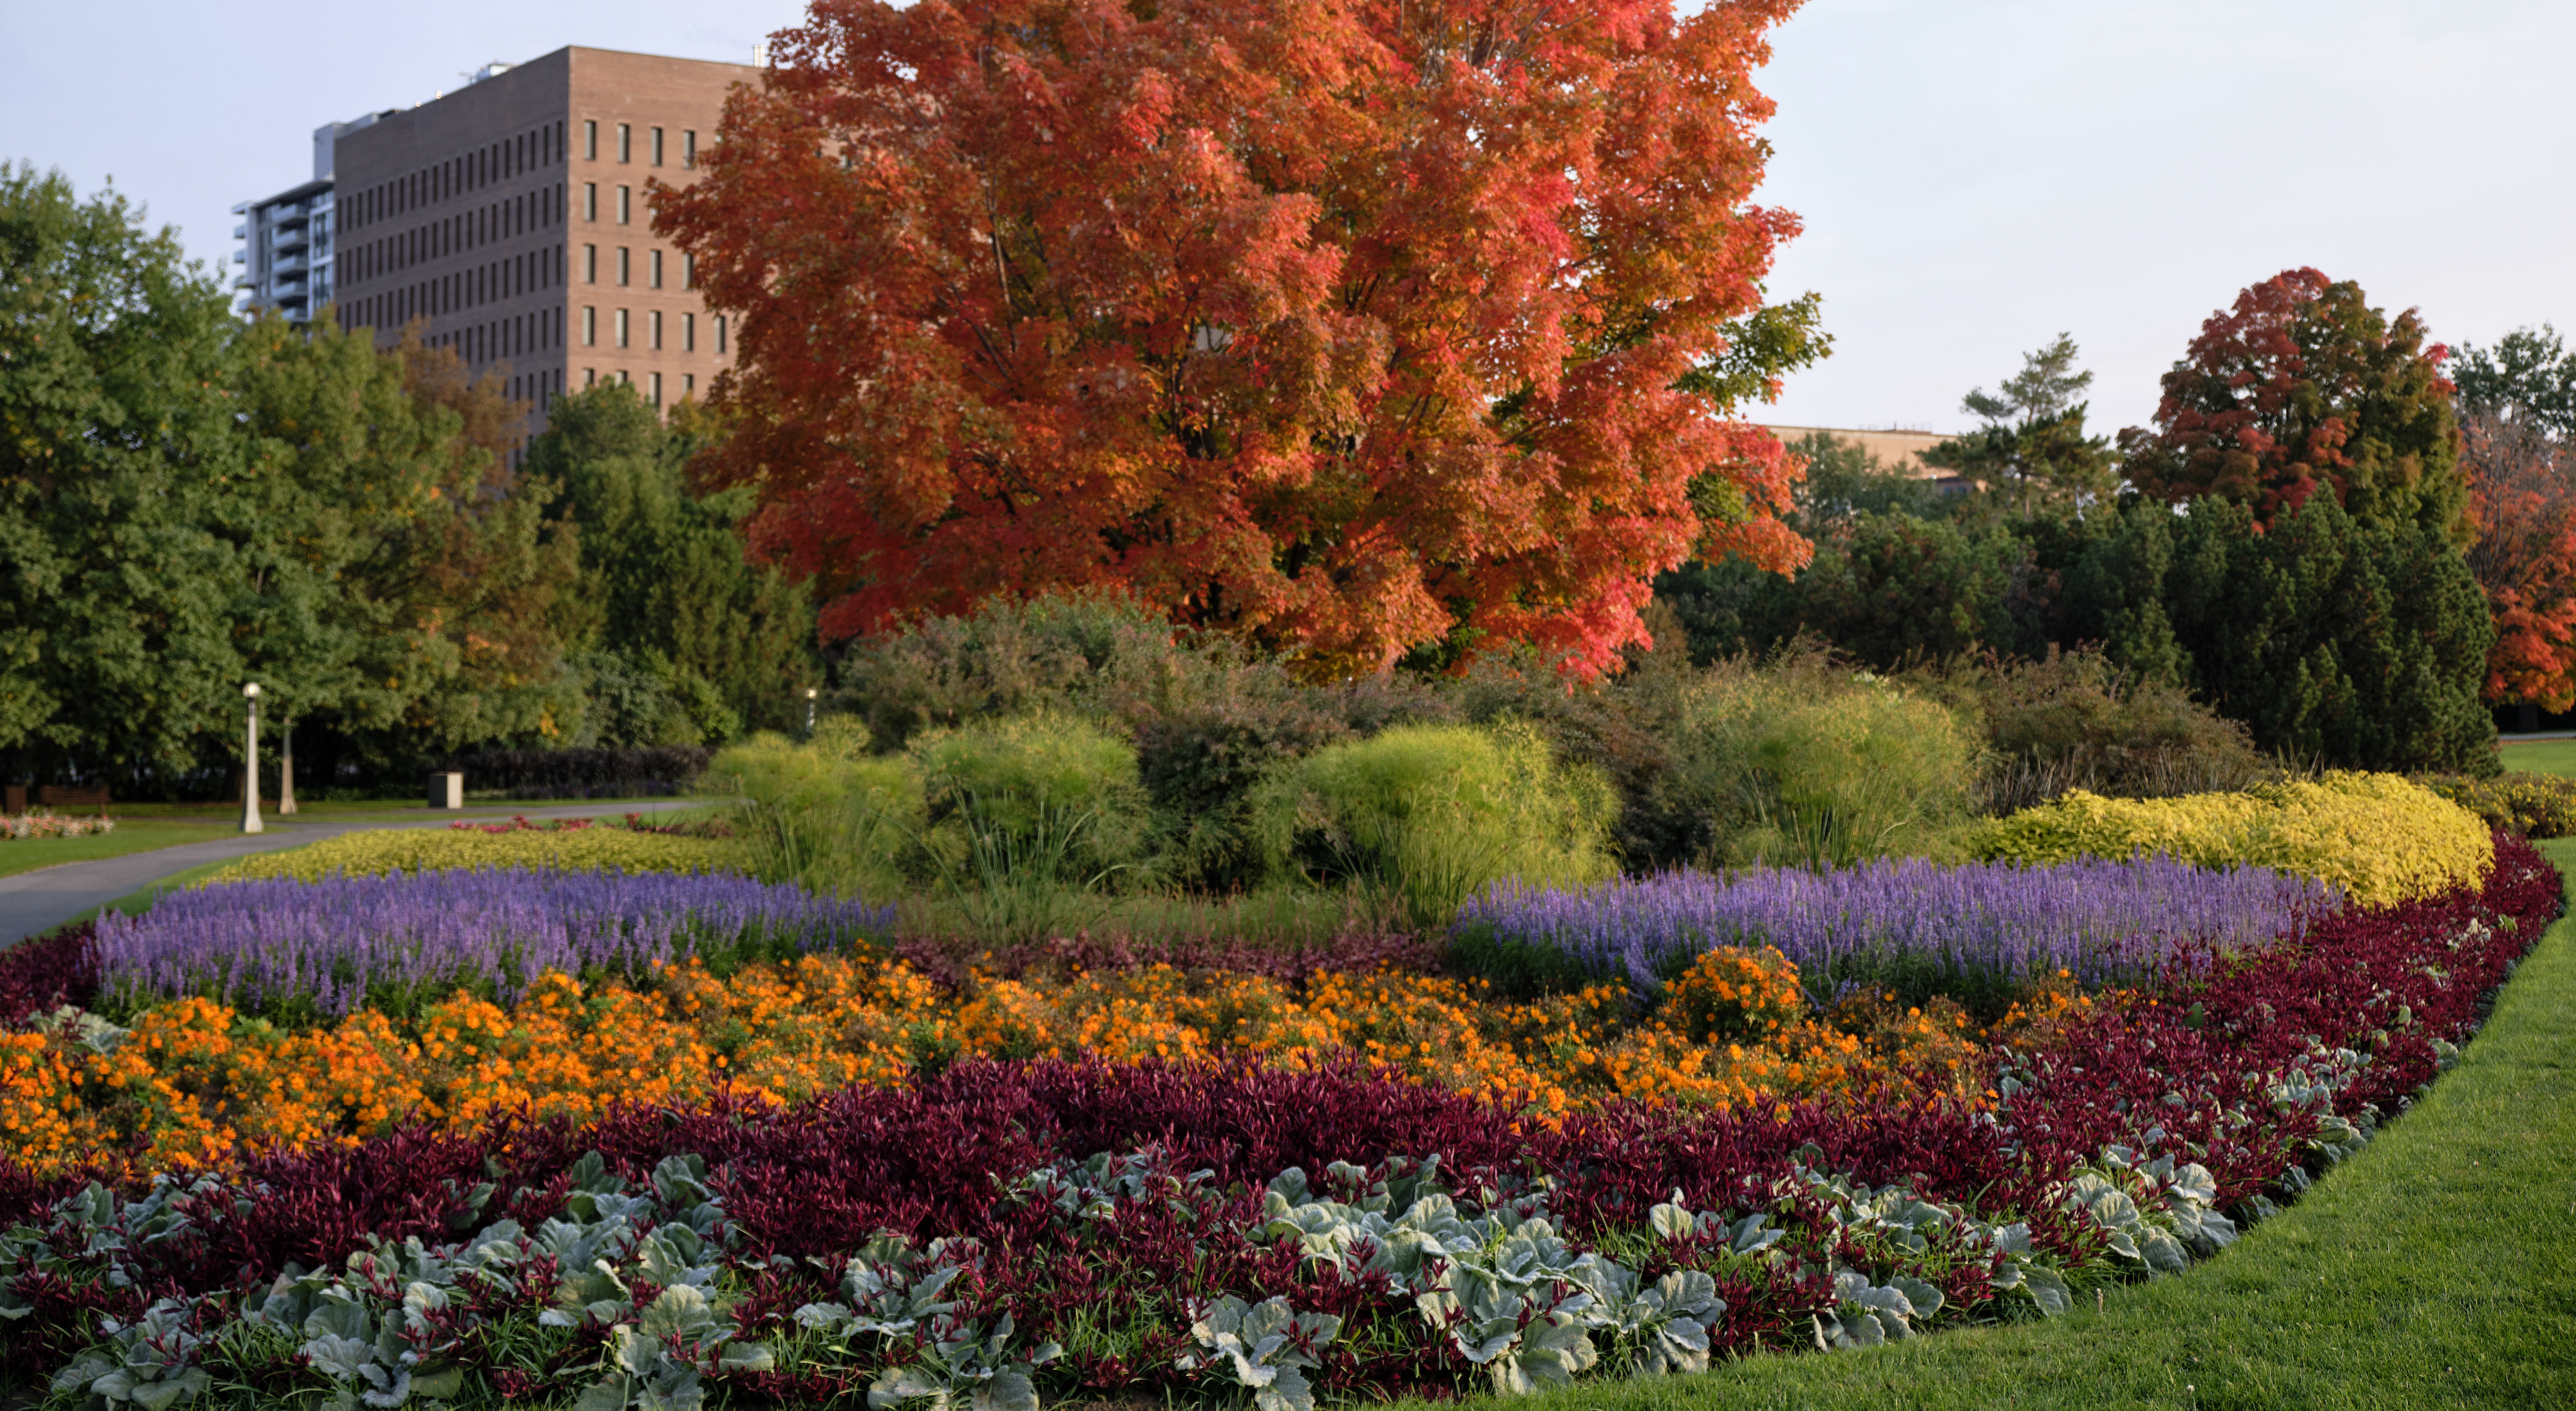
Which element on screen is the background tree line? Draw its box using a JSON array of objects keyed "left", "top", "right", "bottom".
[
  {"left": 0, "top": 166, "right": 817, "bottom": 799},
  {"left": 1662, "top": 268, "right": 2576, "bottom": 776}
]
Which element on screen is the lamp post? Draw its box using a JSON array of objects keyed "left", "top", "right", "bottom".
[
  {"left": 240, "top": 683, "right": 263, "bottom": 835},
  {"left": 804, "top": 687, "right": 819, "bottom": 737},
  {"left": 279, "top": 716, "right": 297, "bottom": 815}
]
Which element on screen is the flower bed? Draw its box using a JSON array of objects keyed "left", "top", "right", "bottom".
[
  {"left": 207, "top": 822, "right": 745, "bottom": 883},
  {"left": 1452, "top": 854, "right": 2333, "bottom": 1007},
  {"left": 0, "top": 810, "right": 116, "bottom": 841},
  {"left": 0, "top": 836, "right": 2557, "bottom": 1408},
  {"left": 0, "top": 940, "right": 1965, "bottom": 1175},
  {"left": 93, "top": 867, "right": 896, "bottom": 1021}
]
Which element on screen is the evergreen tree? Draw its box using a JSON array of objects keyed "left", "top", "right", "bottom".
[
  {"left": 2065, "top": 496, "right": 2492, "bottom": 772},
  {"left": 1922, "top": 334, "right": 2119, "bottom": 515}
]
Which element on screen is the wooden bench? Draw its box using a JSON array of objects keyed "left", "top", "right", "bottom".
[{"left": 37, "top": 785, "right": 111, "bottom": 811}]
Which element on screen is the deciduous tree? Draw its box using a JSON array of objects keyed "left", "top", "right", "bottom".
[
  {"left": 658, "top": 0, "right": 1812, "bottom": 677},
  {"left": 2121, "top": 269, "right": 2466, "bottom": 543},
  {"left": 2453, "top": 324, "right": 2576, "bottom": 440},
  {"left": 0, "top": 166, "right": 245, "bottom": 784},
  {"left": 2461, "top": 410, "right": 2576, "bottom": 711}
]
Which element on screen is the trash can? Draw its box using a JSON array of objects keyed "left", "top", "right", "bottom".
[{"left": 430, "top": 772, "right": 466, "bottom": 810}]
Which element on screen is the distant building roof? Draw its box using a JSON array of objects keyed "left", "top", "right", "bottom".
[{"left": 1759, "top": 424, "right": 1959, "bottom": 478}]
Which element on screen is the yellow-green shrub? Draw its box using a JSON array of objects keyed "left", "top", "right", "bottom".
[
  {"left": 2416, "top": 771, "right": 2576, "bottom": 840},
  {"left": 213, "top": 826, "right": 744, "bottom": 884},
  {"left": 1969, "top": 770, "right": 2492, "bottom": 907}
]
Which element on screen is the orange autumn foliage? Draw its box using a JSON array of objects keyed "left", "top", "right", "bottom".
[
  {"left": 2, "top": 947, "right": 2018, "bottom": 1179},
  {"left": 656, "top": 0, "right": 1813, "bottom": 676},
  {"left": 2463, "top": 411, "right": 2576, "bottom": 711}
]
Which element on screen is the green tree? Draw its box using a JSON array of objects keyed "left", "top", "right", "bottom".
[
  {"left": 1923, "top": 334, "right": 2119, "bottom": 515},
  {"left": 223, "top": 314, "right": 462, "bottom": 747},
  {"left": 2452, "top": 324, "right": 2576, "bottom": 439},
  {"left": 379, "top": 335, "right": 589, "bottom": 757},
  {"left": 0, "top": 165, "right": 247, "bottom": 785},
  {"left": 524, "top": 383, "right": 817, "bottom": 739}
]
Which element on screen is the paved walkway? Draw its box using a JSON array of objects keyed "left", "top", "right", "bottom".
[{"left": 0, "top": 801, "right": 698, "bottom": 944}]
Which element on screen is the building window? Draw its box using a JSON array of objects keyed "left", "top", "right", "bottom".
[
  {"left": 583, "top": 184, "right": 596, "bottom": 222},
  {"left": 683, "top": 252, "right": 696, "bottom": 290},
  {"left": 683, "top": 130, "right": 697, "bottom": 168},
  {"left": 582, "top": 306, "right": 596, "bottom": 346},
  {"left": 650, "top": 310, "right": 663, "bottom": 350},
  {"left": 616, "top": 247, "right": 630, "bottom": 286},
  {"left": 617, "top": 124, "right": 632, "bottom": 163},
  {"left": 616, "top": 186, "right": 630, "bottom": 225},
  {"left": 651, "top": 127, "right": 665, "bottom": 167},
  {"left": 585, "top": 367, "right": 597, "bottom": 387},
  {"left": 683, "top": 373, "right": 696, "bottom": 400},
  {"left": 618, "top": 370, "right": 631, "bottom": 386},
  {"left": 650, "top": 250, "right": 663, "bottom": 289},
  {"left": 715, "top": 315, "right": 727, "bottom": 355},
  {"left": 584, "top": 120, "right": 598, "bottom": 160},
  {"left": 583, "top": 245, "right": 596, "bottom": 283},
  {"left": 650, "top": 371, "right": 663, "bottom": 406},
  {"left": 683, "top": 312, "right": 696, "bottom": 352},
  {"left": 615, "top": 308, "right": 629, "bottom": 348}
]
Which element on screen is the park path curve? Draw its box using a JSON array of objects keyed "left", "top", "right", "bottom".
[{"left": 0, "top": 801, "right": 698, "bottom": 945}]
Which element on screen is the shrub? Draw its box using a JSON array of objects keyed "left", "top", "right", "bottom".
[
  {"left": 435, "top": 744, "right": 715, "bottom": 799},
  {"left": 1658, "top": 659, "right": 1980, "bottom": 869},
  {"left": 708, "top": 724, "right": 923, "bottom": 900},
  {"left": 2417, "top": 770, "right": 2576, "bottom": 839},
  {"left": 834, "top": 591, "right": 1190, "bottom": 750},
  {"left": 1926, "top": 649, "right": 2274, "bottom": 814},
  {"left": 1135, "top": 693, "right": 1350, "bottom": 890},
  {"left": 1970, "top": 771, "right": 2492, "bottom": 907},
  {"left": 210, "top": 824, "right": 744, "bottom": 884},
  {"left": 1249, "top": 723, "right": 1616, "bottom": 929}
]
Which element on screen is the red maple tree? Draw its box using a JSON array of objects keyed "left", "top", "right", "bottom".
[
  {"left": 2120, "top": 267, "right": 2466, "bottom": 542},
  {"left": 2464, "top": 412, "right": 2576, "bottom": 710},
  {"left": 656, "top": 0, "right": 1810, "bottom": 676}
]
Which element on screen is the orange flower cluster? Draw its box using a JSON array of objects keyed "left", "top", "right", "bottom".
[{"left": 1, "top": 949, "right": 2006, "bottom": 1179}]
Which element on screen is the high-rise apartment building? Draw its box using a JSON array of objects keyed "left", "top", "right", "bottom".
[
  {"left": 333, "top": 46, "right": 755, "bottom": 426},
  {"left": 234, "top": 115, "right": 383, "bottom": 323}
]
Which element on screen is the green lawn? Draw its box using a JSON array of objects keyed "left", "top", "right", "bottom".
[
  {"left": 1396, "top": 837, "right": 2576, "bottom": 1411},
  {"left": 0, "top": 820, "right": 236, "bottom": 880},
  {"left": 2497, "top": 737, "right": 2576, "bottom": 780}
]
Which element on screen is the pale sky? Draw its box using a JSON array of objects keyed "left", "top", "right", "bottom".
[{"left": 6, "top": 1, "right": 2570, "bottom": 439}]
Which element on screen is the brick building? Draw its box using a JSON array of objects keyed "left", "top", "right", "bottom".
[{"left": 332, "top": 46, "right": 755, "bottom": 430}]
